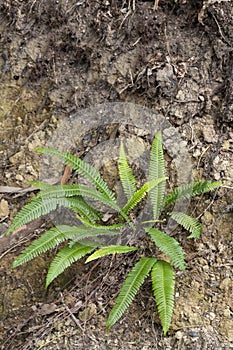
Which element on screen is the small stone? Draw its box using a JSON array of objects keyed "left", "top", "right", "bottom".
[
  {"left": 222, "top": 140, "right": 230, "bottom": 151},
  {"left": 213, "top": 172, "right": 221, "bottom": 180},
  {"left": 213, "top": 155, "right": 220, "bottom": 164},
  {"left": 9, "top": 151, "right": 24, "bottom": 164},
  {"left": 219, "top": 319, "right": 233, "bottom": 341},
  {"left": 188, "top": 331, "right": 199, "bottom": 337},
  {"left": 219, "top": 277, "right": 231, "bottom": 290},
  {"left": 202, "top": 211, "right": 213, "bottom": 225},
  {"left": 203, "top": 265, "right": 209, "bottom": 271},
  {"left": 198, "top": 258, "right": 208, "bottom": 265},
  {"left": 175, "top": 331, "right": 183, "bottom": 340},
  {"left": 223, "top": 307, "right": 231, "bottom": 317},
  {"left": 31, "top": 305, "right": 37, "bottom": 312},
  {"left": 15, "top": 174, "right": 24, "bottom": 181},
  {"left": 202, "top": 125, "right": 216, "bottom": 143},
  {"left": 212, "top": 295, "right": 218, "bottom": 302},
  {"left": 208, "top": 312, "right": 216, "bottom": 320},
  {"left": 0, "top": 199, "right": 9, "bottom": 218},
  {"left": 208, "top": 242, "right": 217, "bottom": 251},
  {"left": 78, "top": 303, "right": 97, "bottom": 321},
  {"left": 193, "top": 148, "right": 201, "bottom": 158},
  {"left": 26, "top": 165, "right": 37, "bottom": 177},
  {"left": 40, "top": 303, "right": 58, "bottom": 315}
]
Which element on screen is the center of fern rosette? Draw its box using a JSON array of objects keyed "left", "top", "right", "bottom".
[{"left": 38, "top": 103, "right": 193, "bottom": 236}]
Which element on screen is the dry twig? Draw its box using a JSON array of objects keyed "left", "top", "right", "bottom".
[{"left": 154, "top": 0, "right": 159, "bottom": 10}]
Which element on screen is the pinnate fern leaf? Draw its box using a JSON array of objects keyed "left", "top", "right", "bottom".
[
  {"left": 164, "top": 180, "right": 222, "bottom": 207},
  {"left": 145, "top": 228, "right": 186, "bottom": 271},
  {"left": 118, "top": 143, "right": 136, "bottom": 199},
  {"left": 106, "top": 257, "right": 157, "bottom": 330},
  {"left": 5, "top": 197, "right": 73, "bottom": 235},
  {"left": 68, "top": 197, "right": 102, "bottom": 223},
  {"left": 52, "top": 224, "right": 122, "bottom": 243},
  {"left": 76, "top": 222, "right": 124, "bottom": 230},
  {"left": 85, "top": 245, "right": 137, "bottom": 263},
  {"left": 122, "top": 178, "right": 167, "bottom": 215},
  {"left": 35, "top": 150, "right": 131, "bottom": 224},
  {"left": 36, "top": 147, "right": 116, "bottom": 202},
  {"left": 149, "top": 131, "right": 166, "bottom": 220},
  {"left": 12, "top": 223, "right": 122, "bottom": 271},
  {"left": 170, "top": 211, "right": 202, "bottom": 238},
  {"left": 151, "top": 260, "right": 175, "bottom": 335},
  {"left": 33, "top": 181, "right": 131, "bottom": 225},
  {"left": 32, "top": 181, "right": 121, "bottom": 213},
  {"left": 46, "top": 243, "right": 96, "bottom": 287},
  {"left": 5, "top": 195, "right": 102, "bottom": 236},
  {"left": 11, "top": 227, "right": 68, "bottom": 268}
]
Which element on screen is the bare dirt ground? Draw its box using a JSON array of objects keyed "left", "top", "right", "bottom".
[{"left": 0, "top": 1, "right": 232, "bottom": 349}]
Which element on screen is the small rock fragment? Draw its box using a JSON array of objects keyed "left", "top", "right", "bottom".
[
  {"left": 208, "top": 312, "right": 216, "bottom": 320},
  {"left": 15, "top": 174, "right": 24, "bottom": 181},
  {"left": 219, "top": 277, "right": 231, "bottom": 291},
  {"left": 202, "top": 125, "right": 216, "bottom": 143},
  {"left": 201, "top": 211, "right": 213, "bottom": 225},
  {"left": 9, "top": 151, "right": 24, "bottom": 164},
  {"left": 175, "top": 331, "right": 183, "bottom": 340},
  {"left": 78, "top": 303, "right": 97, "bottom": 321},
  {"left": 0, "top": 199, "right": 9, "bottom": 218},
  {"left": 222, "top": 140, "right": 230, "bottom": 151},
  {"left": 188, "top": 331, "right": 199, "bottom": 337}
]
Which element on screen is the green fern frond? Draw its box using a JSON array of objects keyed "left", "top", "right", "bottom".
[
  {"left": 76, "top": 222, "right": 124, "bottom": 230},
  {"left": 65, "top": 219, "right": 124, "bottom": 230},
  {"left": 74, "top": 214, "right": 97, "bottom": 227},
  {"left": 5, "top": 197, "right": 73, "bottom": 235},
  {"left": 106, "top": 257, "right": 157, "bottom": 330},
  {"left": 169, "top": 212, "right": 202, "bottom": 238},
  {"left": 122, "top": 178, "right": 167, "bottom": 215},
  {"left": 164, "top": 181, "right": 222, "bottom": 207},
  {"left": 85, "top": 245, "right": 137, "bottom": 263},
  {"left": 11, "top": 226, "right": 68, "bottom": 268},
  {"left": 118, "top": 143, "right": 136, "bottom": 199},
  {"left": 145, "top": 228, "right": 186, "bottom": 271},
  {"left": 5, "top": 195, "right": 101, "bottom": 236},
  {"left": 46, "top": 243, "right": 96, "bottom": 287},
  {"left": 49, "top": 224, "right": 122, "bottom": 243},
  {"left": 36, "top": 147, "right": 116, "bottom": 202},
  {"left": 29, "top": 181, "right": 56, "bottom": 191},
  {"left": 32, "top": 181, "right": 121, "bottom": 213},
  {"left": 33, "top": 181, "right": 132, "bottom": 225},
  {"left": 151, "top": 260, "right": 175, "bottom": 335},
  {"left": 33, "top": 181, "right": 100, "bottom": 201},
  {"left": 12, "top": 223, "right": 122, "bottom": 270},
  {"left": 68, "top": 197, "right": 102, "bottom": 223},
  {"left": 149, "top": 131, "right": 166, "bottom": 220}
]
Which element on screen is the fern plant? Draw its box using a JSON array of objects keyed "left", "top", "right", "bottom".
[{"left": 6, "top": 131, "right": 221, "bottom": 335}]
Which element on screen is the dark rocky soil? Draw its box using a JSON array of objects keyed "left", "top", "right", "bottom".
[{"left": 0, "top": 1, "right": 232, "bottom": 349}]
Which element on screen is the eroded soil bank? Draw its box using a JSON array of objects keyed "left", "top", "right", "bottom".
[{"left": 0, "top": 1, "right": 232, "bottom": 349}]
